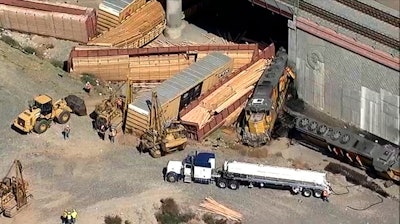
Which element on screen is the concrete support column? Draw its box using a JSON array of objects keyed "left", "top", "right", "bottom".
[
  {"left": 287, "top": 16, "right": 299, "bottom": 94},
  {"left": 164, "top": 0, "right": 185, "bottom": 39},
  {"left": 287, "top": 16, "right": 297, "bottom": 69}
]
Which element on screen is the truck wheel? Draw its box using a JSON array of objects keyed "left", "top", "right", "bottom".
[
  {"left": 216, "top": 179, "right": 227, "bottom": 189},
  {"left": 34, "top": 120, "right": 48, "bottom": 134},
  {"left": 149, "top": 147, "right": 162, "bottom": 158},
  {"left": 178, "top": 142, "right": 187, "bottom": 151},
  {"left": 302, "top": 188, "right": 312, "bottom": 197},
  {"left": 313, "top": 190, "right": 322, "bottom": 198},
  {"left": 166, "top": 172, "right": 178, "bottom": 183},
  {"left": 291, "top": 186, "right": 301, "bottom": 195},
  {"left": 228, "top": 180, "right": 239, "bottom": 190},
  {"left": 57, "top": 110, "right": 71, "bottom": 124}
]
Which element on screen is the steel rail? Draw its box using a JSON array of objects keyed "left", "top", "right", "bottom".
[
  {"left": 299, "top": 1, "right": 399, "bottom": 49},
  {"left": 334, "top": 0, "right": 399, "bottom": 27}
]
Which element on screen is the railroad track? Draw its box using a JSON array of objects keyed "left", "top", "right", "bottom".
[
  {"left": 334, "top": 0, "right": 399, "bottom": 27},
  {"left": 299, "top": 1, "right": 400, "bottom": 50}
]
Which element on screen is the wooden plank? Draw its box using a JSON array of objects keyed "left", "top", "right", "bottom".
[
  {"left": 181, "top": 59, "right": 270, "bottom": 128},
  {"left": 89, "top": 0, "right": 165, "bottom": 48}
]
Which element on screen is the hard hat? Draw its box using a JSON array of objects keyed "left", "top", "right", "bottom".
[{"left": 66, "top": 124, "right": 70, "bottom": 128}]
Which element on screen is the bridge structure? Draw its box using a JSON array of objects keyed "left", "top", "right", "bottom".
[{"left": 249, "top": 0, "right": 400, "bottom": 145}]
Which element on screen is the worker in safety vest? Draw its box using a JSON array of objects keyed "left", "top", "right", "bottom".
[
  {"left": 71, "top": 209, "right": 78, "bottom": 223},
  {"left": 62, "top": 210, "right": 68, "bottom": 224},
  {"left": 66, "top": 210, "right": 72, "bottom": 224}
]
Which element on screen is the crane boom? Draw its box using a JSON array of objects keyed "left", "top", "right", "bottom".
[{"left": 1, "top": 160, "right": 31, "bottom": 218}]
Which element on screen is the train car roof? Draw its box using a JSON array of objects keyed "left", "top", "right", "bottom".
[{"left": 130, "top": 52, "right": 232, "bottom": 114}]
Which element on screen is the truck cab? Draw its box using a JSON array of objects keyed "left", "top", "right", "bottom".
[{"left": 166, "top": 152, "right": 217, "bottom": 183}]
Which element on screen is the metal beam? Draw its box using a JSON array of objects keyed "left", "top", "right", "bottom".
[
  {"left": 250, "top": 0, "right": 293, "bottom": 18},
  {"left": 296, "top": 17, "right": 400, "bottom": 71}
]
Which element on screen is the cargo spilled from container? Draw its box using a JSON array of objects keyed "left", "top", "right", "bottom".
[{"left": 126, "top": 52, "right": 233, "bottom": 135}]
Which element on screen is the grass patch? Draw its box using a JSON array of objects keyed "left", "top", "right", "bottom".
[
  {"left": 22, "top": 46, "right": 38, "bottom": 55},
  {"left": 202, "top": 213, "right": 242, "bottom": 224},
  {"left": 155, "top": 198, "right": 195, "bottom": 224},
  {"left": 105, "top": 215, "right": 122, "bottom": 224},
  {"left": 0, "top": 35, "right": 21, "bottom": 49},
  {"left": 202, "top": 214, "right": 227, "bottom": 224},
  {"left": 49, "top": 59, "right": 64, "bottom": 69},
  {"left": 291, "top": 158, "right": 310, "bottom": 170},
  {"left": 43, "top": 43, "right": 54, "bottom": 49},
  {"left": 239, "top": 148, "right": 269, "bottom": 158},
  {"left": 104, "top": 215, "right": 132, "bottom": 224},
  {"left": 80, "top": 72, "right": 97, "bottom": 85}
]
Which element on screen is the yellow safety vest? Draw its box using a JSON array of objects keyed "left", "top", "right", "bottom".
[
  {"left": 71, "top": 210, "right": 77, "bottom": 219},
  {"left": 67, "top": 212, "right": 72, "bottom": 220}
]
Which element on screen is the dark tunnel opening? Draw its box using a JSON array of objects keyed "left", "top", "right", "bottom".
[
  {"left": 159, "top": 0, "right": 289, "bottom": 49},
  {"left": 186, "top": 0, "right": 289, "bottom": 49}
]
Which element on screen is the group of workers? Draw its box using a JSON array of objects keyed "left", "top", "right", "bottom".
[
  {"left": 98, "top": 124, "right": 117, "bottom": 143},
  {"left": 62, "top": 209, "right": 78, "bottom": 224}
]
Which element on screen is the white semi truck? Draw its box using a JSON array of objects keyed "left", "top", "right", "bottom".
[{"left": 166, "top": 152, "right": 332, "bottom": 199}]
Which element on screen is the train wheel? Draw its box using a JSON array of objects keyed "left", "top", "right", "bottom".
[
  {"left": 308, "top": 121, "right": 318, "bottom": 131},
  {"left": 216, "top": 178, "right": 227, "bottom": 189},
  {"left": 299, "top": 118, "right": 309, "bottom": 127},
  {"left": 228, "top": 180, "right": 239, "bottom": 190},
  {"left": 302, "top": 188, "right": 312, "bottom": 197}
]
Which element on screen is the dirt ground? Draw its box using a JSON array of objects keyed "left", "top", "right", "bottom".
[{"left": 0, "top": 0, "right": 399, "bottom": 222}]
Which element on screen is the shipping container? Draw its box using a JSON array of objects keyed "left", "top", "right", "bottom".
[
  {"left": 126, "top": 52, "right": 233, "bottom": 135},
  {"left": 0, "top": 0, "right": 96, "bottom": 43},
  {"left": 97, "top": 0, "right": 146, "bottom": 32},
  {"left": 89, "top": 0, "right": 165, "bottom": 48},
  {"left": 68, "top": 44, "right": 258, "bottom": 81}
]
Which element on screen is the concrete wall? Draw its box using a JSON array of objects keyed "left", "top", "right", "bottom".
[{"left": 289, "top": 28, "right": 400, "bottom": 145}]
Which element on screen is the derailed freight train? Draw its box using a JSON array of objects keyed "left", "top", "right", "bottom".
[
  {"left": 239, "top": 47, "right": 295, "bottom": 147},
  {"left": 288, "top": 114, "right": 400, "bottom": 182}
]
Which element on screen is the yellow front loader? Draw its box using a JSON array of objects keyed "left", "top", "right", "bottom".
[{"left": 13, "top": 94, "right": 72, "bottom": 134}]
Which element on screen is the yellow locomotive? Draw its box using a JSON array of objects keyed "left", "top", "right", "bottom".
[{"left": 240, "top": 48, "right": 295, "bottom": 147}]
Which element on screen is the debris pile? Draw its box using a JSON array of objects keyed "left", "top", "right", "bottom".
[{"left": 181, "top": 59, "right": 270, "bottom": 128}]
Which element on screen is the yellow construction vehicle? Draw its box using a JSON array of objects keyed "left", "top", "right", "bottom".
[
  {"left": 240, "top": 48, "right": 296, "bottom": 147},
  {"left": 0, "top": 160, "right": 32, "bottom": 218},
  {"left": 138, "top": 91, "right": 188, "bottom": 158},
  {"left": 13, "top": 94, "right": 75, "bottom": 134},
  {"left": 93, "top": 95, "right": 124, "bottom": 132}
]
